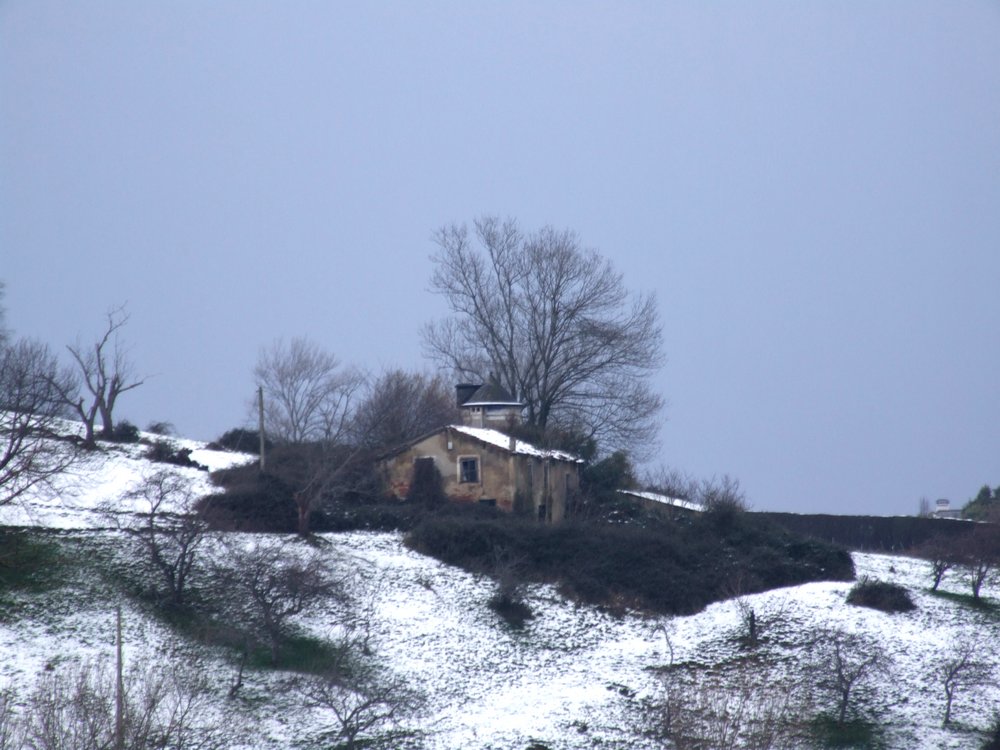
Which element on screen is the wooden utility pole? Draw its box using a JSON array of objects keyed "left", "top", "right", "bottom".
[
  {"left": 115, "top": 606, "right": 124, "bottom": 750},
  {"left": 258, "top": 385, "right": 267, "bottom": 473}
]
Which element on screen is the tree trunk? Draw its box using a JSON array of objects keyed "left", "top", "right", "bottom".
[
  {"left": 943, "top": 690, "right": 954, "bottom": 727},
  {"left": 296, "top": 494, "right": 311, "bottom": 537},
  {"left": 99, "top": 401, "right": 114, "bottom": 439}
]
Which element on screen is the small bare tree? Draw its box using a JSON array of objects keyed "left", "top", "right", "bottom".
[
  {"left": 939, "top": 640, "right": 991, "bottom": 727},
  {"left": 957, "top": 524, "right": 1000, "bottom": 600},
  {"left": 645, "top": 659, "right": 806, "bottom": 750},
  {"left": 299, "top": 663, "right": 423, "bottom": 750},
  {"left": 116, "top": 470, "right": 208, "bottom": 607},
  {"left": 216, "top": 540, "right": 346, "bottom": 663},
  {"left": 917, "top": 496, "right": 933, "bottom": 517},
  {"left": 725, "top": 574, "right": 788, "bottom": 650},
  {"left": 53, "top": 305, "right": 145, "bottom": 447},
  {"left": 289, "top": 439, "right": 377, "bottom": 536},
  {"left": 0, "top": 686, "right": 23, "bottom": 750},
  {"left": 0, "top": 338, "right": 78, "bottom": 506},
  {"left": 254, "top": 337, "right": 364, "bottom": 445},
  {"left": 20, "top": 658, "right": 217, "bottom": 750},
  {"left": 485, "top": 547, "right": 533, "bottom": 627},
  {"left": 813, "top": 629, "right": 888, "bottom": 724},
  {"left": 914, "top": 535, "right": 958, "bottom": 592}
]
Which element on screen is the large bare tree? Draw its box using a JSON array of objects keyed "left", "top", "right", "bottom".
[
  {"left": 423, "top": 216, "right": 664, "bottom": 456},
  {"left": 53, "top": 305, "right": 145, "bottom": 447},
  {"left": 0, "top": 338, "right": 78, "bottom": 505},
  {"left": 254, "top": 337, "right": 364, "bottom": 445}
]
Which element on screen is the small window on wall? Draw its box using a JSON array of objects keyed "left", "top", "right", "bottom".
[{"left": 459, "top": 456, "right": 479, "bottom": 483}]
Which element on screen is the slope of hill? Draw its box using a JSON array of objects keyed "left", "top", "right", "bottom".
[{"left": 0, "top": 428, "right": 997, "bottom": 749}]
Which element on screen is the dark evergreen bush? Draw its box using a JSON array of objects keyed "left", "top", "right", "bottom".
[
  {"left": 846, "top": 577, "right": 916, "bottom": 613},
  {"left": 110, "top": 420, "right": 140, "bottom": 443}
]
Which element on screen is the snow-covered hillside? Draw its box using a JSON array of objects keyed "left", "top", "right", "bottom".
[{"left": 1, "top": 428, "right": 997, "bottom": 748}]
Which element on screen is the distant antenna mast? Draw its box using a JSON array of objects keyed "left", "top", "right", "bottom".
[{"left": 258, "top": 386, "right": 266, "bottom": 473}]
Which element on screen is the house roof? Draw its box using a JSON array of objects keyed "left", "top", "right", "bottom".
[
  {"left": 617, "top": 489, "right": 705, "bottom": 513},
  {"left": 450, "top": 425, "right": 583, "bottom": 463},
  {"left": 378, "top": 424, "right": 584, "bottom": 464}
]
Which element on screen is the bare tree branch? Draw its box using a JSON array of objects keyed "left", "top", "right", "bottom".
[
  {"left": 0, "top": 339, "right": 79, "bottom": 506},
  {"left": 253, "top": 337, "right": 364, "bottom": 445}
]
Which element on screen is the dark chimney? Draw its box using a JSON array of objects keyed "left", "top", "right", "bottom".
[{"left": 455, "top": 383, "right": 480, "bottom": 407}]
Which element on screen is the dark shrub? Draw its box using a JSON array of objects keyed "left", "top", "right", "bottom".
[
  {"left": 145, "top": 420, "right": 175, "bottom": 436},
  {"left": 488, "top": 592, "right": 534, "bottom": 628},
  {"left": 198, "top": 473, "right": 297, "bottom": 533},
  {"left": 210, "top": 428, "right": 271, "bottom": 454},
  {"left": 757, "top": 511, "right": 976, "bottom": 552},
  {"left": 983, "top": 715, "right": 1000, "bottom": 750},
  {"left": 145, "top": 440, "right": 207, "bottom": 470},
  {"left": 406, "top": 508, "right": 853, "bottom": 616},
  {"left": 318, "top": 499, "right": 426, "bottom": 532},
  {"left": 407, "top": 457, "right": 446, "bottom": 509},
  {"left": 583, "top": 451, "right": 636, "bottom": 492},
  {"left": 846, "top": 577, "right": 916, "bottom": 613},
  {"left": 110, "top": 420, "right": 141, "bottom": 443}
]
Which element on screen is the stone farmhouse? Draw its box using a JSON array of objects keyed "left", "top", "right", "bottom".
[{"left": 378, "top": 382, "right": 584, "bottom": 522}]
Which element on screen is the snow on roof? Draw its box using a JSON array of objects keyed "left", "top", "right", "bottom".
[
  {"left": 618, "top": 489, "right": 705, "bottom": 513},
  {"left": 449, "top": 425, "right": 584, "bottom": 463}
]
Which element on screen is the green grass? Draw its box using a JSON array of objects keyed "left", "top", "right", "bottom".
[
  {"left": 0, "top": 530, "right": 65, "bottom": 595},
  {"left": 928, "top": 588, "right": 1000, "bottom": 616},
  {"left": 117, "top": 583, "right": 350, "bottom": 676},
  {"left": 247, "top": 633, "right": 353, "bottom": 675},
  {"left": 810, "top": 715, "right": 885, "bottom": 749}
]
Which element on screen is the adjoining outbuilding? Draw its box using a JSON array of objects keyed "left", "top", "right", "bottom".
[
  {"left": 378, "top": 424, "right": 583, "bottom": 523},
  {"left": 617, "top": 489, "right": 705, "bottom": 518}
]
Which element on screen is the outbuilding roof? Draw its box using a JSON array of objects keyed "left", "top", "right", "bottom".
[{"left": 617, "top": 489, "right": 705, "bottom": 513}]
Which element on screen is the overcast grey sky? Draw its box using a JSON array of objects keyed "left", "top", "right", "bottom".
[{"left": 2, "top": 2, "right": 998, "bottom": 516}]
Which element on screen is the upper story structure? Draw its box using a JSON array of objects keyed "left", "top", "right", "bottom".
[{"left": 456, "top": 382, "right": 524, "bottom": 428}]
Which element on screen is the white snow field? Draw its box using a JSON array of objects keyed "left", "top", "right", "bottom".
[{"left": 0, "top": 428, "right": 997, "bottom": 748}]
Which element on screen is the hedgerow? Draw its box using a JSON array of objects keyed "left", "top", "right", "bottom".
[{"left": 405, "top": 508, "right": 853, "bottom": 616}]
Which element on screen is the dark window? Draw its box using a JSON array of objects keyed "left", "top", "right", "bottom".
[
  {"left": 478, "top": 498, "right": 496, "bottom": 507},
  {"left": 459, "top": 456, "right": 479, "bottom": 483}
]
